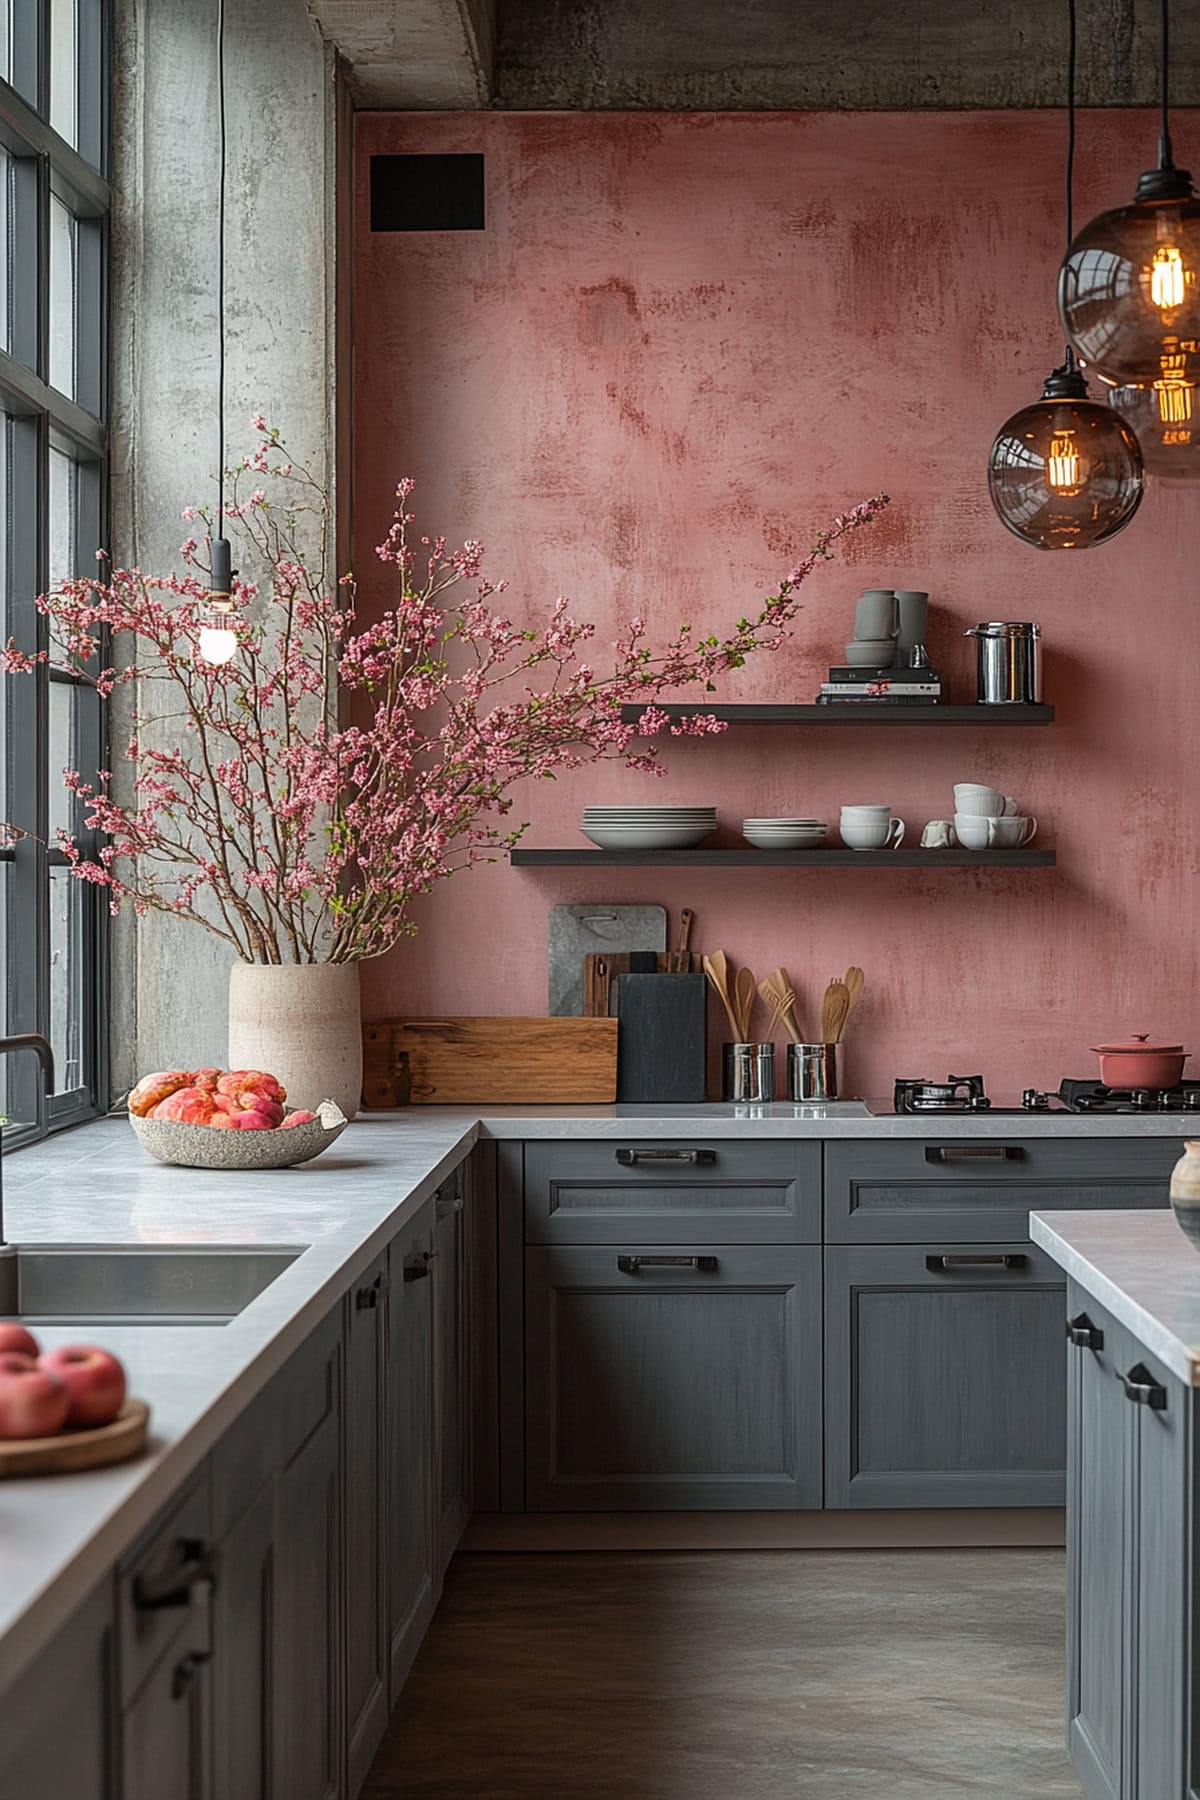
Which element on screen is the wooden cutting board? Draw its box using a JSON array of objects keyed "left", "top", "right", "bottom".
[
  {"left": 583, "top": 951, "right": 702, "bottom": 1017},
  {"left": 362, "top": 1017, "right": 619, "bottom": 1105}
]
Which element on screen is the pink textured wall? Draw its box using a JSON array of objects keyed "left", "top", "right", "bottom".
[{"left": 352, "top": 111, "right": 1199, "bottom": 1099}]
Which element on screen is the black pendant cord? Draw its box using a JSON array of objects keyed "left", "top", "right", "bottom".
[
  {"left": 1061, "top": 0, "right": 1080, "bottom": 381},
  {"left": 216, "top": 0, "right": 226, "bottom": 553},
  {"left": 1160, "top": 0, "right": 1175, "bottom": 169}
]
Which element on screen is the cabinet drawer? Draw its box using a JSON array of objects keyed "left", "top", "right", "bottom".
[
  {"left": 524, "top": 1140, "right": 820, "bottom": 1243},
  {"left": 525, "top": 1243, "right": 822, "bottom": 1509},
  {"left": 825, "top": 1243, "right": 1067, "bottom": 1507},
  {"left": 117, "top": 1471, "right": 212, "bottom": 1706},
  {"left": 279, "top": 1309, "right": 340, "bottom": 1466},
  {"left": 824, "top": 1138, "right": 1177, "bottom": 1243}
]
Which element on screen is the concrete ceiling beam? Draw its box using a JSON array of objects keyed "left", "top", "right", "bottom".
[{"left": 307, "top": 0, "right": 495, "bottom": 107}]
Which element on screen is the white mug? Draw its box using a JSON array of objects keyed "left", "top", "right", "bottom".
[
  {"left": 954, "top": 812, "right": 1036, "bottom": 849},
  {"left": 921, "top": 819, "right": 957, "bottom": 848},
  {"left": 953, "top": 784, "right": 1017, "bottom": 817},
  {"left": 842, "top": 815, "right": 905, "bottom": 850},
  {"left": 840, "top": 803, "right": 894, "bottom": 817}
]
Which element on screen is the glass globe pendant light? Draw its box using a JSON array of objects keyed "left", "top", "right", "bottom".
[
  {"left": 987, "top": 0, "right": 1144, "bottom": 550},
  {"left": 1058, "top": 0, "right": 1200, "bottom": 390},
  {"left": 1107, "top": 373, "right": 1200, "bottom": 482},
  {"left": 198, "top": 0, "right": 239, "bottom": 667}
]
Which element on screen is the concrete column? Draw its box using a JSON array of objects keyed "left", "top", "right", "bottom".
[{"left": 108, "top": 0, "right": 337, "bottom": 1094}]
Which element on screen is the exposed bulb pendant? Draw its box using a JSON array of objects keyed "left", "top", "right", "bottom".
[
  {"left": 198, "top": 0, "right": 240, "bottom": 666},
  {"left": 1058, "top": 0, "right": 1200, "bottom": 389},
  {"left": 987, "top": 0, "right": 1144, "bottom": 549}
]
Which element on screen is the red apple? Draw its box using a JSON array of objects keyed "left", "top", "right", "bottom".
[
  {"left": 151, "top": 1086, "right": 217, "bottom": 1124},
  {"left": 0, "top": 1323, "right": 40, "bottom": 1358},
  {"left": 128, "top": 1070, "right": 194, "bottom": 1117},
  {"left": 217, "top": 1068, "right": 286, "bottom": 1104},
  {"left": 189, "top": 1066, "right": 223, "bottom": 1092},
  {"left": 38, "top": 1345, "right": 126, "bottom": 1428},
  {"left": 0, "top": 1358, "right": 69, "bottom": 1439},
  {"left": 233, "top": 1109, "right": 274, "bottom": 1130},
  {"left": 282, "top": 1110, "right": 318, "bottom": 1127}
]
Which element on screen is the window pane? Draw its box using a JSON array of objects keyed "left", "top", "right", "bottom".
[
  {"left": 50, "top": 0, "right": 78, "bottom": 147},
  {"left": 0, "top": 3, "right": 9, "bottom": 84},
  {"left": 48, "top": 680, "right": 76, "bottom": 841},
  {"left": 49, "top": 195, "right": 76, "bottom": 398},
  {"left": 0, "top": 148, "right": 9, "bottom": 354},
  {"left": 49, "top": 444, "right": 76, "bottom": 589},
  {"left": 49, "top": 862, "right": 84, "bottom": 1094}
]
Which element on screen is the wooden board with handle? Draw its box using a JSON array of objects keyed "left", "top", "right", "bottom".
[
  {"left": 583, "top": 951, "right": 702, "bottom": 1017},
  {"left": 362, "top": 1017, "right": 619, "bottom": 1106}
]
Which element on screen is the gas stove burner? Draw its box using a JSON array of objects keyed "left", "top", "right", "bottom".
[
  {"left": 894, "top": 1074, "right": 990, "bottom": 1114},
  {"left": 1059, "top": 1078, "right": 1200, "bottom": 1114}
]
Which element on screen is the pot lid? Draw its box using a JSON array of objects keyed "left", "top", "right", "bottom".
[{"left": 1092, "top": 1033, "right": 1185, "bottom": 1053}]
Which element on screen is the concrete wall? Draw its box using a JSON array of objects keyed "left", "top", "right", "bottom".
[
  {"left": 108, "top": 0, "right": 337, "bottom": 1094},
  {"left": 352, "top": 108, "right": 1200, "bottom": 1099},
  {"left": 495, "top": 0, "right": 1200, "bottom": 110}
]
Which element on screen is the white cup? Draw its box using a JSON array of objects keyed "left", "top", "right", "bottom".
[
  {"left": 954, "top": 812, "right": 1036, "bottom": 848},
  {"left": 921, "top": 819, "right": 957, "bottom": 848},
  {"left": 840, "top": 803, "right": 893, "bottom": 817},
  {"left": 953, "top": 784, "right": 1017, "bottom": 817},
  {"left": 842, "top": 815, "right": 905, "bottom": 850}
]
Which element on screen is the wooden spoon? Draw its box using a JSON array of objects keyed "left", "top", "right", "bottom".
[
  {"left": 843, "top": 965, "right": 865, "bottom": 1025},
  {"left": 734, "top": 966, "right": 758, "bottom": 1041},
  {"left": 821, "top": 979, "right": 851, "bottom": 1044},
  {"left": 703, "top": 952, "right": 741, "bottom": 1039}
]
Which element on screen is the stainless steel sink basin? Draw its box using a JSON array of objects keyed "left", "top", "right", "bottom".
[{"left": 0, "top": 1244, "right": 305, "bottom": 1325}]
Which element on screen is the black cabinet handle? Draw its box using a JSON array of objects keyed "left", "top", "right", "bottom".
[
  {"left": 171, "top": 1649, "right": 212, "bottom": 1700},
  {"left": 615, "top": 1148, "right": 716, "bottom": 1166},
  {"left": 402, "top": 1256, "right": 431, "bottom": 1283},
  {"left": 924, "top": 1146, "right": 1025, "bottom": 1164},
  {"left": 616, "top": 1254, "right": 718, "bottom": 1274},
  {"left": 1120, "top": 1364, "right": 1168, "bottom": 1410},
  {"left": 925, "top": 1253, "right": 1026, "bottom": 1272},
  {"left": 355, "top": 1273, "right": 383, "bottom": 1310},
  {"left": 133, "top": 1538, "right": 217, "bottom": 1610},
  {"left": 1066, "top": 1312, "right": 1105, "bottom": 1350}
]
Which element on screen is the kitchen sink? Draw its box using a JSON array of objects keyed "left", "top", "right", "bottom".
[{"left": 0, "top": 1243, "right": 306, "bottom": 1326}]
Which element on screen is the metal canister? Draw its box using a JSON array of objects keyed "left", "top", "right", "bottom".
[
  {"left": 722, "top": 1042, "right": 775, "bottom": 1103},
  {"left": 788, "top": 1042, "right": 839, "bottom": 1102},
  {"left": 964, "top": 621, "right": 1042, "bottom": 704}
]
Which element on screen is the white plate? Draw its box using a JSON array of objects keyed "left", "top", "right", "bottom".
[
  {"left": 743, "top": 829, "right": 827, "bottom": 839},
  {"left": 742, "top": 819, "right": 825, "bottom": 827},
  {"left": 583, "top": 810, "right": 717, "bottom": 820},
  {"left": 583, "top": 826, "right": 716, "bottom": 850}
]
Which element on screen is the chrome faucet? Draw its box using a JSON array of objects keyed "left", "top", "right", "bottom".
[{"left": 0, "top": 1034, "right": 56, "bottom": 1249}]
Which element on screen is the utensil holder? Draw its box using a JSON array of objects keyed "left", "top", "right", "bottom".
[
  {"left": 723, "top": 1042, "right": 775, "bottom": 1103},
  {"left": 788, "top": 1042, "right": 839, "bottom": 1101}
]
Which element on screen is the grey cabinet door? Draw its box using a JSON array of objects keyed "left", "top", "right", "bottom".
[
  {"left": 387, "top": 1211, "right": 437, "bottom": 1702},
  {"left": 121, "top": 1587, "right": 213, "bottom": 1800},
  {"left": 525, "top": 1139, "right": 821, "bottom": 1243},
  {"left": 1124, "top": 1341, "right": 1189, "bottom": 1800},
  {"left": 275, "top": 1405, "right": 342, "bottom": 1800},
  {"left": 213, "top": 1479, "right": 275, "bottom": 1800},
  {"left": 343, "top": 1251, "right": 389, "bottom": 1796},
  {"left": 825, "top": 1140, "right": 1176, "bottom": 1244},
  {"left": 434, "top": 1176, "right": 472, "bottom": 1567},
  {"left": 825, "top": 1244, "right": 1068, "bottom": 1507},
  {"left": 0, "top": 1579, "right": 115, "bottom": 1800},
  {"left": 1065, "top": 1289, "right": 1128, "bottom": 1800},
  {"left": 525, "top": 1244, "right": 823, "bottom": 1510}
]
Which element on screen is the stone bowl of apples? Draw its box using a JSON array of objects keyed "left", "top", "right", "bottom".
[
  {"left": 128, "top": 1068, "right": 348, "bottom": 1170},
  {"left": 0, "top": 1325, "right": 147, "bottom": 1477}
]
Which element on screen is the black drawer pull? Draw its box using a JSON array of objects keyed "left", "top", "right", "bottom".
[
  {"left": 1066, "top": 1312, "right": 1104, "bottom": 1350},
  {"left": 133, "top": 1538, "right": 217, "bottom": 1611},
  {"left": 1121, "top": 1364, "right": 1168, "bottom": 1410},
  {"left": 402, "top": 1256, "right": 431, "bottom": 1283},
  {"left": 356, "top": 1273, "right": 383, "bottom": 1309},
  {"left": 924, "top": 1146, "right": 1025, "bottom": 1163},
  {"left": 925, "top": 1253, "right": 1026, "bottom": 1272},
  {"left": 617, "top": 1254, "right": 718, "bottom": 1274},
  {"left": 615, "top": 1148, "right": 716, "bottom": 1166},
  {"left": 171, "top": 1649, "right": 212, "bottom": 1700}
]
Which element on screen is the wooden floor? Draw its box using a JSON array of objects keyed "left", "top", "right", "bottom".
[{"left": 364, "top": 1549, "right": 1080, "bottom": 1799}]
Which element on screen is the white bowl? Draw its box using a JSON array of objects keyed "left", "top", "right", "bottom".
[
  {"left": 582, "top": 825, "right": 717, "bottom": 850},
  {"left": 743, "top": 828, "right": 828, "bottom": 849},
  {"left": 742, "top": 818, "right": 824, "bottom": 827}
]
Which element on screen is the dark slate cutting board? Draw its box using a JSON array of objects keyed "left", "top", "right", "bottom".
[{"left": 612, "top": 967, "right": 707, "bottom": 1103}]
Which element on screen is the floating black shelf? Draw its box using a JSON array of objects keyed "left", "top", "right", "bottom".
[
  {"left": 511, "top": 848, "right": 1057, "bottom": 869},
  {"left": 618, "top": 702, "right": 1054, "bottom": 726}
]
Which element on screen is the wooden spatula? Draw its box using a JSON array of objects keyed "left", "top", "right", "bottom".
[
  {"left": 843, "top": 965, "right": 865, "bottom": 1026},
  {"left": 670, "top": 908, "right": 695, "bottom": 972},
  {"left": 734, "top": 966, "right": 758, "bottom": 1041},
  {"left": 703, "top": 952, "right": 741, "bottom": 1039}
]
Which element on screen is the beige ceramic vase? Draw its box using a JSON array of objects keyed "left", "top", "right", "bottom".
[
  {"left": 1169, "top": 1141, "right": 1200, "bottom": 1252},
  {"left": 227, "top": 962, "right": 363, "bottom": 1120}
]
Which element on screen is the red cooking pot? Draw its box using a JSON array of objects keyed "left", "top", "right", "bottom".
[{"left": 1091, "top": 1034, "right": 1190, "bottom": 1088}]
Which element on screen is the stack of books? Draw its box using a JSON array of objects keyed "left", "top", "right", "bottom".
[{"left": 817, "top": 665, "right": 942, "bottom": 706}]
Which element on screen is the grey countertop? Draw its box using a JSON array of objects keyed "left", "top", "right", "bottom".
[
  {"left": 0, "top": 1103, "right": 1191, "bottom": 1695},
  {"left": 1032, "top": 1208, "right": 1200, "bottom": 1388}
]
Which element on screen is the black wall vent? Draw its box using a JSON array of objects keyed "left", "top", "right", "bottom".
[{"left": 370, "top": 154, "right": 485, "bottom": 232}]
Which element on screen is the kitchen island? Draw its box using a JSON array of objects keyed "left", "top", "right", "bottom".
[
  {"left": 1032, "top": 1207, "right": 1200, "bottom": 1800},
  {"left": 0, "top": 1109, "right": 1189, "bottom": 1798}
]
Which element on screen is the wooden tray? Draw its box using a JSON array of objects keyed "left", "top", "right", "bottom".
[
  {"left": 0, "top": 1399, "right": 150, "bottom": 1478},
  {"left": 363, "top": 1016, "right": 618, "bottom": 1105}
]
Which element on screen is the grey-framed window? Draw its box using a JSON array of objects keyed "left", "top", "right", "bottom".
[{"left": 1, "top": 0, "right": 108, "bottom": 1143}]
